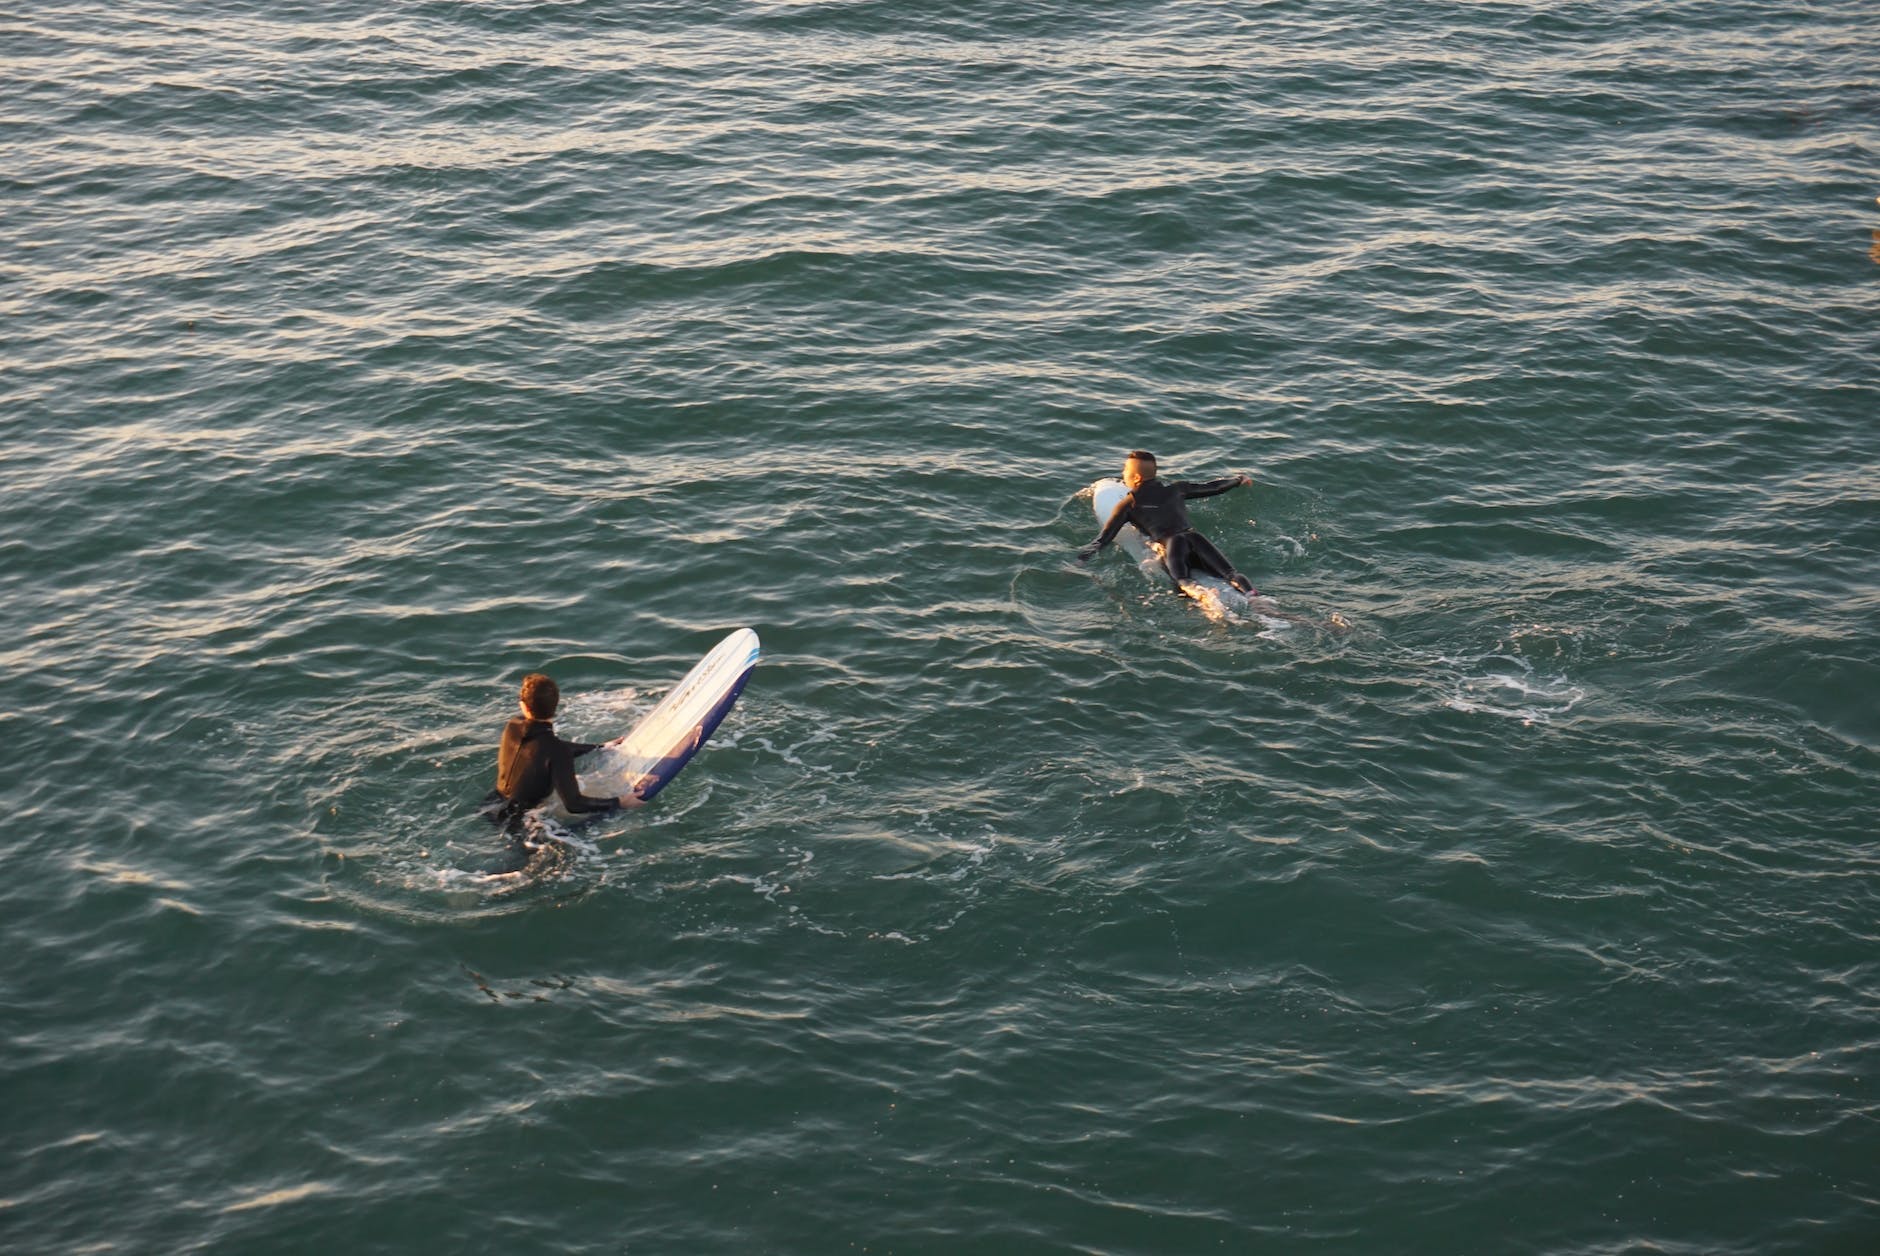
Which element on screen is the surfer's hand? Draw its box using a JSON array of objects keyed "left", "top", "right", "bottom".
[
  {"left": 1075, "top": 543, "right": 1099, "bottom": 563},
  {"left": 1237, "top": 473, "right": 1253, "bottom": 487},
  {"left": 618, "top": 774, "right": 656, "bottom": 808}
]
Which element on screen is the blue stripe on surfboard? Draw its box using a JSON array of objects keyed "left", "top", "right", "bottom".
[{"left": 634, "top": 663, "right": 756, "bottom": 801}]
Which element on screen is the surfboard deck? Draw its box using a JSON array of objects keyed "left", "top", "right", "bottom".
[{"left": 561, "top": 627, "right": 761, "bottom": 810}]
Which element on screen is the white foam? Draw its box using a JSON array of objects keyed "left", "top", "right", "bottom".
[{"left": 1436, "top": 652, "right": 1586, "bottom": 724}]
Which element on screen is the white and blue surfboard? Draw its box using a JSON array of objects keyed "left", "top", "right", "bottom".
[{"left": 572, "top": 627, "right": 761, "bottom": 805}]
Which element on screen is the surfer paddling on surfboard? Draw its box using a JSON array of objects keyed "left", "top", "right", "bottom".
[
  {"left": 1078, "top": 450, "right": 1258, "bottom": 592},
  {"left": 481, "top": 672, "right": 648, "bottom": 826}
]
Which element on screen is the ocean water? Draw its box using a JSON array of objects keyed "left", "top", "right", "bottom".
[{"left": 3, "top": 1, "right": 1876, "bottom": 1251}]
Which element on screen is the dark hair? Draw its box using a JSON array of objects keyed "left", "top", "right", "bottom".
[
  {"left": 519, "top": 673, "right": 559, "bottom": 719},
  {"left": 1126, "top": 450, "right": 1157, "bottom": 467}
]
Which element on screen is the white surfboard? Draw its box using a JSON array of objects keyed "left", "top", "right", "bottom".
[
  {"left": 569, "top": 628, "right": 761, "bottom": 807},
  {"left": 1090, "top": 477, "right": 1247, "bottom": 613}
]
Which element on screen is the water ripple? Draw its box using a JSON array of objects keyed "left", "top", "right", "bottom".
[{"left": 4, "top": 0, "right": 1877, "bottom": 1250}]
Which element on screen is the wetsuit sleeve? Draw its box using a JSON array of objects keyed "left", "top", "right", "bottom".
[
  {"left": 563, "top": 739, "right": 603, "bottom": 758},
  {"left": 1090, "top": 494, "right": 1136, "bottom": 549},
  {"left": 1172, "top": 477, "right": 1243, "bottom": 500},
  {"left": 552, "top": 741, "right": 618, "bottom": 814}
]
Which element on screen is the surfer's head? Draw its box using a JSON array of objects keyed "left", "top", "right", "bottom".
[
  {"left": 519, "top": 673, "right": 559, "bottom": 720},
  {"left": 1122, "top": 450, "right": 1156, "bottom": 489}
]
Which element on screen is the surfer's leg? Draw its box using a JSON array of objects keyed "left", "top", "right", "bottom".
[
  {"left": 1187, "top": 533, "right": 1256, "bottom": 594},
  {"left": 489, "top": 838, "right": 533, "bottom": 875},
  {"left": 467, "top": 800, "right": 539, "bottom": 874},
  {"left": 1159, "top": 532, "right": 1196, "bottom": 582}
]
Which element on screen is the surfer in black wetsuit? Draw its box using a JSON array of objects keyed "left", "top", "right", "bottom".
[
  {"left": 1077, "top": 450, "right": 1258, "bottom": 593},
  {"left": 482, "top": 672, "right": 645, "bottom": 826}
]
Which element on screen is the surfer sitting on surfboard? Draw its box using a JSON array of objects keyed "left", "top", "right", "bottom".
[
  {"left": 481, "top": 672, "right": 645, "bottom": 823},
  {"left": 1077, "top": 450, "right": 1258, "bottom": 593}
]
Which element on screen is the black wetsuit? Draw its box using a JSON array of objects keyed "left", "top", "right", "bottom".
[
  {"left": 481, "top": 718, "right": 617, "bottom": 823},
  {"left": 1090, "top": 476, "right": 1255, "bottom": 592}
]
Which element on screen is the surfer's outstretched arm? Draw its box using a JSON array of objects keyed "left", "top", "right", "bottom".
[
  {"left": 551, "top": 743, "right": 622, "bottom": 814},
  {"left": 1172, "top": 473, "right": 1252, "bottom": 501},
  {"left": 1077, "top": 495, "right": 1135, "bottom": 561}
]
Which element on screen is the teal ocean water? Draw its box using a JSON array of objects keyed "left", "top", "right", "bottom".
[{"left": 4, "top": 1, "right": 1876, "bottom": 1251}]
